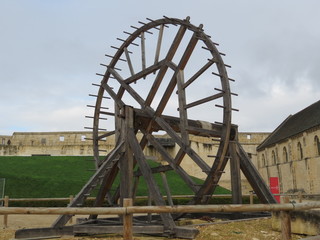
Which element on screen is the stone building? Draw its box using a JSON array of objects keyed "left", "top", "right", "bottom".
[
  {"left": 256, "top": 100, "right": 320, "bottom": 195},
  {"left": 0, "top": 131, "right": 269, "bottom": 193}
]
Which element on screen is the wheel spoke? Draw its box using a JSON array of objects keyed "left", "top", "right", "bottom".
[
  {"left": 154, "top": 24, "right": 164, "bottom": 65},
  {"left": 185, "top": 92, "right": 224, "bottom": 109},
  {"left": 182, "top": 58, "right": 216, "bottom": 89}
]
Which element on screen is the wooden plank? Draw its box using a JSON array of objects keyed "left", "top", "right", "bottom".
[
  {"left": 154, "top": 24, "right": 164, "bottom": 64},
  {"left": 52, "top": 141, "right": 124, "bottom": 227},
  {"left": 134, "top": 108, "right": 223, "bottom": 138},
  {"left": 126, "top": 129, "right": 175, "bottom": 231},
  {"left": 101, "top": 82, "right": 125, "bottom": 109},
  {"left": 120, "top": 106, "right": 134, "bottom": 201},
  {"left": 160, "top": 172, "right": 174, "bottom": 206},
  {"left": 185, "top": 92, "right": 224, "bottom": 109},
  {"left": 177, "top": 32, "right": 199, "bottom": 70},
  {"left": 96, "top": 130, "right": 115, "bottom": 140},
  {"left": 140, "top": 129, "right": 198, "bottom": 193},
  {"left": 108, "top": 67, "right": 145, "bottom": 107},
  {"left": 229, "top": 141, "right": 242, "bottom": 204},
  {"left": 182, "top": 58, "right": 215, "bottom": 89},
  {"left": 73, "top": 225, "right": 164, "bottom": 234},
  {"left": 124, "top": 59, "right": 166, "bottom": 84},
  {"left": 145, "top": 24, "right": 187, "bottom": 106},
  {"left": 175, "top": 70, "right": 189, "bottom": 165},
  {"left": 174, "top": 226, "right": 199, "bottom": 239},
  {"left": 153, "top": 115, "right": 211, "bottom": 173},
  {"left": 154, "top": 32, "right": 198, "bottom": 117},
  {"left": 236, "top": 142, "right": 277, "bottom": 204},
  {"left": 191, "top": 141, "right": 230, "bottom": 205},
  {"left": 124, "top": 47, "right": 135, "bottom": 76},
  {"left": 15, "top": 226, "right": 74, "bottom": 239},
  {"left": 141, "top": 32, "right": 146, "bottom": 72},
  {"left": 134, "top": 164, "right": 173, "bottom": 177}
]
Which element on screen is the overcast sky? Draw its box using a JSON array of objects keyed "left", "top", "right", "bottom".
[{"left": 1, "top": 0, "right": 319, "bottom": 135}]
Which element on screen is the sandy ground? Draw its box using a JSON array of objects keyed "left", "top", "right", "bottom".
[{"left": 0, "top": 215, "right": 308, "bottom": 240}]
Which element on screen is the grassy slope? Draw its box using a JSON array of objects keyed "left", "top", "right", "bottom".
[{"left": 0, "top": 156, "right": 230, "bottom": 198}]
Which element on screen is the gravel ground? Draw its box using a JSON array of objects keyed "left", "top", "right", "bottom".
[{"left": 0, "top": 216, "right": 307, "bottom": 240}]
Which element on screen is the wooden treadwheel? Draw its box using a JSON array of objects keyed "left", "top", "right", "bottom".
[
  {"left": 15, "top": 16, "right": 277, "bottom": 240},
  {"left": 92, "top": 16, "right": 234, "bottom": 205}
]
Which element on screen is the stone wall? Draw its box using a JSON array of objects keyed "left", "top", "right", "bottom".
[
  {"left": 0, "top": 131, "right": 270, "bottom": 193},
  {"left": 257, "top": 126, "right": 320, "bottom": 195}
]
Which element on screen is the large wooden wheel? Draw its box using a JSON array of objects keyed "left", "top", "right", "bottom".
[
  {"left": 92, "top": 16, "right": 233, "bottom": 205},
  {"left": 15, "top": 17, "right": 277, "bottom": 240}
]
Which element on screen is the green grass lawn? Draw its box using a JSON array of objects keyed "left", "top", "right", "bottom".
[{"left": 0, "top": 156, "right": 230, "bottom": 198}]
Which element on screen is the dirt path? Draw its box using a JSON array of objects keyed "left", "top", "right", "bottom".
[{"left": 0, "top": 215, "right": 307, "bottom": 240}]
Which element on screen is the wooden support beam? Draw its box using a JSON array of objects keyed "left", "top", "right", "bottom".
[
  {"left": 96, "top": 131, "right": 115, "bottom": 140},
  {"left": 52, "top": 141, "right": 125, "bottom": 228},
  {"left": 124, "top": 47, "right": 135, "bottom": 76},
  {"left": 120, "top": 106, "right": 134, "bottom": 204},
  {"left": 145, "top": 24, "right": 187, "bottom": 106},
  {"left": 175, "top": 70, "right": 189, "bottom": 165},
  {"left": 127, "top": 129, "right": 176, "bottom": 231},
  {"left": 182, "top": 58, "right": 215, "bottom": 89},
  {"left": 140, "top": 129, "right": 199, "bottom": 193},
  {"left": 153, "top": 115, "right": 211, "bottom": 173},
  {"left": 140, "top": 32, "right": 146, "bottom": 72},
  {"left": 229, "top": 141, "right": 242, "bottom": 204},
  {"left": 134, "top": 108, "right": 224, "bottom": 138},
  {"left": 160, "top": 172, "right": 174, "bottom": 206},
  {"left": 236, "top": 142, "right": 277, "bottom": 204},
  {"left": 101, "top": 82, "right": 125, "bottom": 109},
  {"left": 134, "top": 164, "right": 172, "bottom": 177},
  {"left": 185, "top": 92, "right": 224, "bottom": 109},
  {"left": 154, "top": 24, "right": 164, "bottom": 65},
  {"left": 124, "top": 59, "right": 166, "bottom": 84}
]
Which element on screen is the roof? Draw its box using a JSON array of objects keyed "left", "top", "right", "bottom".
[{"left": 257, "top": 100, "right": 320, "bottom": 151}]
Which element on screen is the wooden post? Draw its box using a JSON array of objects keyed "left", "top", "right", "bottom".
[
  {"left": 69, "top": 195, "right": 74, "bottom": 224},
  {"left": 4, "top": 196, "right": 9, "bottom": 228},
  {"left": 120, "top": 106, "right": 134, "bottom": 206},
  {"left": 123, "top": 198, "right": 133, "bottom": 240},
  {"left": 230, "top": 134, "right": 242, "bottom": 204},
  {"left": 249, "top": 191, "right": 254, "bottom": 205},
  {"left": 281, "top": 196, "right": 291, "bottom": 240}
]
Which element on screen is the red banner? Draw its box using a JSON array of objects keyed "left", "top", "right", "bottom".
[{"left": 270, "top": 177, "right": 280, "bottom": 203}]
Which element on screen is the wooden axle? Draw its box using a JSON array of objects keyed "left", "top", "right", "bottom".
[{"left": 134, "top": 108, "right": 236, "bottom": 138}]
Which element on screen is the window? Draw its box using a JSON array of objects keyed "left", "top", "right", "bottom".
[
  {"left": 41, "top": 138, "right": 46, "bottom": 145},
  {"left": 1, "top": 138, "right": 5, "bottom": 145},
  {"left": 247, "top": 134, "right": 251, "bottom": 140},
  {"left": 283, "top": 147, "right": 288, "bottom": 162},
  {"left": 59, "top": 136, "right": 65, "bottom": 142},
  {"left": 297, "top": 142, "right": 303, "bottom": 159},
  {"left": 262, "top": 154, "right": 266, "bottom": 166},
  {"left": 81, "top": 135, "right": 86, "bottom": 141},
  {"left": 314, "top": 136, "right": 320, "bottom": 156},
  {"left": 271, "top": 150, "right": 277, "bottom": 164}
]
